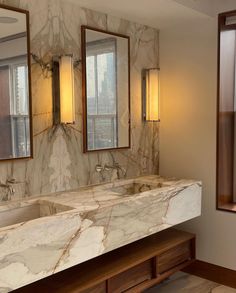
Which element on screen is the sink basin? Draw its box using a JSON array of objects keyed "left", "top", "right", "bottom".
[
  {"left": 110, "top": 182, "right": 164, "bottom": 196},
  {"left": 0, "top": 200, "right": 73, "bottom": 228}
]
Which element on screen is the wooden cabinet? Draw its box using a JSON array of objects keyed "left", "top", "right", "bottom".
[
  {"left": 14, "top": 229, "right": 195, "bottom": 293},
  {"left": 108, "top": 260, "right": 153, "bottom": 293},
  {"left": 158, "top": 241, "right": 192, "bottom": 274},
  {"left": 82, "top": 283, "right": 106, "bottom": 293}
]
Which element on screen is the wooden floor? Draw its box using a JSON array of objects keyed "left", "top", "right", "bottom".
[
  {"left": 145, "top": 272, "right": 236, "bottom": 293},
  {"left": 183, "top": 260, "right": 236, "bottom": 290}
]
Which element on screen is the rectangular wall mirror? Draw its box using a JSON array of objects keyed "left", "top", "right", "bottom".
[
  {"left": 0, "top": 5, "right": 32, "bottom": 161},
  {"left": 81, "top": 26, "right": 130, "bottom": 152}
]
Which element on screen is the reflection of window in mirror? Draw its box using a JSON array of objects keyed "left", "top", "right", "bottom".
[
  {"left": 86, "top": 38, "right": 118, "bottom": 150},
  {"left": 0, "top": 55, "right": 29, "bottom": 158},
  {"left": 82, "top": 26, "right": 130, "bottom": 153},
  {"left": 0, "top": 6, "right": 32, "bottom": 161}
]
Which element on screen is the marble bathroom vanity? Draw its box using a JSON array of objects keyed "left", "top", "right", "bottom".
[{"left": 0, "top": 175, "right": 201, "bottom": 292}]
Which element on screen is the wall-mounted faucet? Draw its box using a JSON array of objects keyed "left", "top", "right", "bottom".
[
  {"left": 95, "top": 155, "right": 126, "bottom": 181},
  {"left": 104, "top": 163, "right": 126, "bottom": 180},
  {"left": 0, "top": 179, "right": 16, "bottom": 201}
]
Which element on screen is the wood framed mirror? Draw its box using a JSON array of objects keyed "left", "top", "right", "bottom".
[
  {"left": 81, "top": 26, "right": 131, "bottom": 153},
  {"left": 0, "top": 4, "right": 32, "bottom": 161}
]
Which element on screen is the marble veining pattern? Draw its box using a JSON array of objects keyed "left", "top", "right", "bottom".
[
  {"left": 0, "top": 175, "right": 201, "bottom": 292},
  {"left": 0, "top": 0, "right": 159, "bottom": 201},
  {"left": 0, "top": 1, "right": 202, "bottom": 292}
]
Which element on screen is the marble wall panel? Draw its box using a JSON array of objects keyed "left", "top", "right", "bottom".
[{"left": 0, "top": 0, "right": 159, "bottom": 201}]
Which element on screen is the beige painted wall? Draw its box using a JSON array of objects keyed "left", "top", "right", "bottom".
[{"left": 159, "top": 14, "right": 236, "bottom": 270}]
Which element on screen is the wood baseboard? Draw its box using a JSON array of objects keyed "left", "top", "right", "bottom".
[{"left": 183, "top": 260, "right": 236, "bottom": 289}]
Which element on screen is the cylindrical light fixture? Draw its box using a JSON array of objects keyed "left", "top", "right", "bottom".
[
  {"left": 143, "top": 68, "right": 160, "bottom": 122},
  {"left": 59, "top": 55, "right": 75, "bottom": 124}
]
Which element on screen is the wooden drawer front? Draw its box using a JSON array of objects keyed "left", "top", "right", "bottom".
[
  {"left": 108, "top": 260, "right": 152, "bottom": 293},
  {"left": 158, "top": 241, "right": 191, "bottom": 274},
  {"left": 81, "top": 282, "right": 106, "bottom": 293}
]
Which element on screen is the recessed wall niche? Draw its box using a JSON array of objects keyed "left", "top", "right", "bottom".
[{"left": 217, "top": 10, "right": 236, "bottom": 212}]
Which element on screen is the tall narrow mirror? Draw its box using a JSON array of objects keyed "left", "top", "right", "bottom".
[
  {"left": 0, "top": 5, "right": 32, "bottom": 161},
  {"left": 82, "top": 26, "right": 130, "bottom": 152}
]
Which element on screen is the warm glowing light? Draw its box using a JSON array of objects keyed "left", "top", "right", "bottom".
[
  {"left": 60, "top": 55, "right": 75, "bottom": 124},
  {"left": 144, "top": 68, "right": 160, "bottom": 122}
]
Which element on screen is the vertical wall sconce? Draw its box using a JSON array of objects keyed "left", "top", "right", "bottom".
[
  {"left": 31, "top": 53, "right": 78, "bottom": 125},
  {"left": 52, "top": 55, "right": 75, "bottom": 125},
  {"left": 142, "top": 68, "right": 160, "bottom": 122},
  {"left": 59, "top": 55, "right": 75, "bottom": 124}
]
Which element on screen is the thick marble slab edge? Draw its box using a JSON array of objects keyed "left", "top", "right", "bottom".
[{"left": 0, "top": 175, "right": 202, "bottom": 292}]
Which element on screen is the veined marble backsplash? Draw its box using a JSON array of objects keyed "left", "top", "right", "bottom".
[{"left": 0, "top": 0, "right": 159, "bottom": 202}]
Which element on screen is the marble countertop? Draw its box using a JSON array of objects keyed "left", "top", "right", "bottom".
[{"left": 0, "top": 175, "right": 202, "bottom": 292}]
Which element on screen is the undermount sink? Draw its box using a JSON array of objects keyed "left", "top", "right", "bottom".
[
  {"left": 110, "top": 182, "right": 164, "bottom": 196},
  {"left": 0, "top": 200, "right": 73, "bottom": 228}
]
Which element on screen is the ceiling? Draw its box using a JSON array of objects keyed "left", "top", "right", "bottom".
[
  {"left": 67, "top": 0, "right": 236, "bottom": 30},
  {"left": 174, "top": 0, "right": 236, "bottom": 16},
  {"left": 0, "top": 8, "right": 26, "bottom": 39}
]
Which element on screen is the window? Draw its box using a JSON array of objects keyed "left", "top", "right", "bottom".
[
  {"left": 86, "top": 38, "right": 118, "bottom": 150},
  {"left": 217, "top": 11, "right": 236, "bottom": 212}
]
